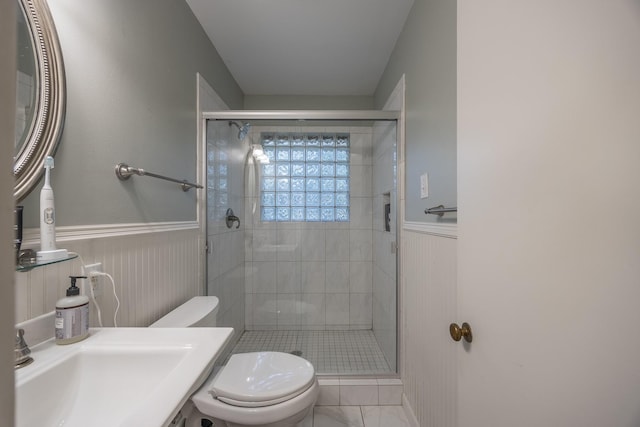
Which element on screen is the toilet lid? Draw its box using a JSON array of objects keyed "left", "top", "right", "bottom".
[
  {"left": 208, "top": 352, "right": 315, "bottom": 408},
  {"left": 149, "top": 296, "right": 218, "bottom": 328}
]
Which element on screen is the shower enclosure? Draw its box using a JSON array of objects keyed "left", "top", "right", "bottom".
[{"left": 204, "top": 111, "right": 398, "bottom": 376}]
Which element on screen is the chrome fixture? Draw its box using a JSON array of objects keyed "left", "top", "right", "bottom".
[
  {"left": 425, "top": 205, "right": 457, "bottom": 217},
  {"left": 15, "top": 328, "right": 33, "bottom": 369},
  {"left": 204, "top": 110, "right": 400, "bottom": 121},
  {"left": 229, "top": 121, "right": 251, "bottom": 141},
  {"left": 225, "top": 208, "right": 240, "bottom": 229},
  {"left": 115, "top": 163, "right": 203, "bottom": 191}
]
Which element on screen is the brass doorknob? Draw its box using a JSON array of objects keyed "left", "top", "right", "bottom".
[{"left": 450, "top": 322, "right": 473, "bottom": 343}]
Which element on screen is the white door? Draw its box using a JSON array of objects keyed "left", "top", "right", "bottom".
[{"left": 457, "top": 1, "right": 640, "bottom": 426}]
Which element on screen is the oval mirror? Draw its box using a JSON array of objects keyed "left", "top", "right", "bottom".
[{"left": 14, "top": 0, "right": 65, "bottom": 202}]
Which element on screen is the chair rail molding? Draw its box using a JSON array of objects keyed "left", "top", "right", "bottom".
[
  {"left": 22, "top": 221, "right": 199, "bottom": 245},
  {"left": 403, "top": 221, "right": 457, "bottom": 239}
]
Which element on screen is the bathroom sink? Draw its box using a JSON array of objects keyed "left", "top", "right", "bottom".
[{"left": 15, "top": 327, "right": 233, "bottom": 427}]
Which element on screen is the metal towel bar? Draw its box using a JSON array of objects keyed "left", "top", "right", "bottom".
[
  {"left": 115, "top": 163, "right": 203, "bottom": 192},
  {"left": 424, "top": 205, "right": 457, "bottom": 217}
]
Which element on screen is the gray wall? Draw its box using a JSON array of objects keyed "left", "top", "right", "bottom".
[
  {"left": 21, "top": 0, "right": 244, "bottom": 227},
  {"left": 375, "top": 0, "right": 457, "bottom": 223},
  {"left": 1, "top": 0, "right": 16, "bottom": 423},
  {"left": 245, "top": 95, "right": 373, "bottom": 110}
]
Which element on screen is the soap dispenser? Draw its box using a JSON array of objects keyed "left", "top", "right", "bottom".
[{"left": 55, "top": 276, "right": 89, "bottom": 345}]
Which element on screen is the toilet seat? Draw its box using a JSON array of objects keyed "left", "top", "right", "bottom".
[
  {"left": 190, "top": 351, "right": 319, "bottom": 426},
  {"left": 191, "top": 374, "right": 319, "bottom": 426},
  {"left": 209, "top": 352, "right": 315, "bottom": 408}
]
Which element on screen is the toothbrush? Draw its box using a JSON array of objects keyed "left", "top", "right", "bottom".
[{"left": 40, "top": 156, "right": 56, "bottom": 252}]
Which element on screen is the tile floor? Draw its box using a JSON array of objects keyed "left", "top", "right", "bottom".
[
  {"left": 299, "top": 406, "right": 411, "bottom": 427},
  {"left": 226, "top": 330, "right": 393, "bottom": 375}
]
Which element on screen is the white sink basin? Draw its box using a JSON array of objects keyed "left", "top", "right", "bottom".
[{"left": 15, "top": 327, "right": 233, "bottom": 427}]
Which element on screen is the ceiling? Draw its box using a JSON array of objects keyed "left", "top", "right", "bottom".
[{"left": 185, "top": 0, "right": 414, "bottom": 96}]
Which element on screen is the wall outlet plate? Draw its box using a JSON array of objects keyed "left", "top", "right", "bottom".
[
  {"left": 84, "top": 262, "right": 103, "bottom": 297},
  {"left": 420, "top": 173, "right": 429, "bottom": 199}
]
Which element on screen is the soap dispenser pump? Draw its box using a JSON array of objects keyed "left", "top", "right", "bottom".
[{"left": 55, "top": 276, "right": 89, "bottom": 345}]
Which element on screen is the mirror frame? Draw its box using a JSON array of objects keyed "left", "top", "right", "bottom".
[{"left": 14, "top": 0, "right": 65, "bottom": 202}]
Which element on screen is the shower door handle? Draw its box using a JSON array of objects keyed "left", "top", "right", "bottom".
[{"left": 225, "top": 208, "right": 241, "bottom": 229}]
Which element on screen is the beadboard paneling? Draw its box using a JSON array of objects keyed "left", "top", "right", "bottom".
[
  {"left": 15, "top": 225, "right": 202, "bottom": 329},
  {"left": 401, "top": 227, "right": 457, "bottom": 427}
]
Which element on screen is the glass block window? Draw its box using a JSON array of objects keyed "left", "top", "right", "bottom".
[{"left": 260, "top": 132, "right": 350, "bottom": 222}]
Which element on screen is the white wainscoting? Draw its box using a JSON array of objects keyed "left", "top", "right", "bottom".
[
  {"left": 15, "top": 223, "right": 202, "bottom": 329},
  {"left": 401, "top": 223, "right": 457, "bottom": 427}
]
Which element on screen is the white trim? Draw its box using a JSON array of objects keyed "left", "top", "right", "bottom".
[
  {"left": 403, "top": 220, "right": 457, "bottom": 239},
  {"left": 202, "top": 110, "right": 400, "bottom": 121},
  {"left": 197, "top": 75, "right": 230, "bottom": 297},
  {"left": 197, "top": 74, "right": 230, "bottom": 230},
  {"left": 402, "top": 393, "right": 420, "bottom": 427},
  {"left": 22, "top": 221, "right": 199, "bottom": 245},
  {"left": 385, "top": 74, "right": 405, "bottom": 382}
]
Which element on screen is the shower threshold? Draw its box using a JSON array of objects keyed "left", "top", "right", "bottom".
[{"left": 224, "top": 330, "right": 394, "bottom": 375}]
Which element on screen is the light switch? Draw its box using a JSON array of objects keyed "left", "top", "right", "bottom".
[{"left": 420, "top": 173, "right": 429, "bottom": 199}]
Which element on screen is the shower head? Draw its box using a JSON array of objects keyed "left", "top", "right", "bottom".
[{"left": 229, "top": 121, "right": 251, "bottom": 141}]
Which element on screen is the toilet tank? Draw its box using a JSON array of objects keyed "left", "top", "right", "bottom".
[{"left": 149, "top": 296, "right": 219, "bottom": 328}]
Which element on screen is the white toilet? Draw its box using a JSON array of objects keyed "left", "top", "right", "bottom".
[{"left": 150, "top": 296, "right": 319, "bottom": 427}]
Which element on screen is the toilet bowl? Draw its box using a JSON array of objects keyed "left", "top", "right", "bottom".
[{"left": 151, "top": 296, "right": 319, "bottom": 427}]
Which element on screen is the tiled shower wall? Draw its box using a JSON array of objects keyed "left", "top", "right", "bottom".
[
  {"left": 244, "top": 125, "right": 374, "bottom": 331},
  {"left": 206, "top": 121, "right": 247, "bottom": 340}
]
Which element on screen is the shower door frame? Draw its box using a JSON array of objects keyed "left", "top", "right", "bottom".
[{"left": 202, "top": 109, "right": 402, "bottom": 377}]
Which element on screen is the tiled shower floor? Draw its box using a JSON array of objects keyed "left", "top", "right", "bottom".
[{"left": 225, "top": 330, "right": 393, "bottom": 375}]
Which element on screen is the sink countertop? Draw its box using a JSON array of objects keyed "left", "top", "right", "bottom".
[{"left": 15, "top": 327, "right": 234, "bottom": 427}]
